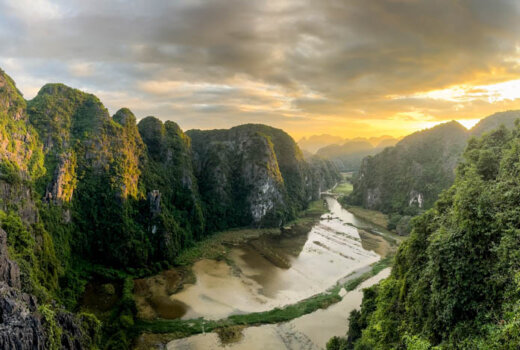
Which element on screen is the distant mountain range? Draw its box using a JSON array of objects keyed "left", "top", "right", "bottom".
[
  {"left": 298, "top": 134, "right": 398, "bottom": 154},
  {"left": 298, "top": 135, "right": 399, "bottom": 171}
]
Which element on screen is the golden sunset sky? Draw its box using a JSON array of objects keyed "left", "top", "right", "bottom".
[{"left": 1, "top": 0, "right": 520, "bottom": 139}]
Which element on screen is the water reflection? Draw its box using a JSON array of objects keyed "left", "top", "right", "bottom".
[{"left": 135, "top": 196, "right": 385, "bottom": 321}]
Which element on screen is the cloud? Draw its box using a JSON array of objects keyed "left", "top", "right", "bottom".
[
  {"left": 0, "top": 0, "right": 520, "bottom": 138},
  {"left": 68, "top": 62, "right": 94, "bottom": 77}
]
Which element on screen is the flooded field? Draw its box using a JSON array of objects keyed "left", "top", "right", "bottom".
[
  {"left": 134, "top": 196, "right": 390, "bottom": 323},
  {"left": 132, "top": 196, "right": 397, "bottom": 349},
  {"left": 166, "top": 269, "right": 391, "bottom": 350}
]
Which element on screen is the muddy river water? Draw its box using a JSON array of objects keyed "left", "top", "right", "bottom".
[{"left": 135, "top": 196, "right": 396, "bottom": 349}]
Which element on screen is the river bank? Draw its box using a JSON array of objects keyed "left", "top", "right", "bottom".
[
  {"left": 162, "top": 268, "right": 391, "bottom": 350},
  {"left": 131, "top": 195, "right": 400, "bottom": 349},
  {"left": 133, "top": 199, "right": 329, "bottom": 321},
  {"left": 341, "top": 205, "right": 389, "bottom": 231}
]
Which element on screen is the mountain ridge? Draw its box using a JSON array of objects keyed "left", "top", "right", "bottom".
[
  {"left": 0, "top": 68, "right": 341, "bottom": 349},
  {"left": 347, "top": 114, "right": 520, "bottom": 234}
]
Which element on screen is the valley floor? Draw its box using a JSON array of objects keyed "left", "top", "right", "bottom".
[
  {"left": 163, "top": 268, "right": 391, "bottom": 350},
  {"left": 129, "top": 196, "right": 400, "bottom": 349},
  {"left": 340, "top": 205, "right": 390, "bottom": 231}
]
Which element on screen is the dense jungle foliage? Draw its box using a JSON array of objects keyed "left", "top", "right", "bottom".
[{"left": 328, "top": 123, "right": 520, "bottom": 349}]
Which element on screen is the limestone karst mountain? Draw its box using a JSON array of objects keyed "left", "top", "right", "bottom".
[{"left": 0, "top": 68, "right": 340, "bottom": 348}]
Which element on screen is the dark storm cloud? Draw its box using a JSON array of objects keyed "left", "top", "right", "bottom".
[{"left": 0, "top": 0, "right": 520, "bottom": 137}]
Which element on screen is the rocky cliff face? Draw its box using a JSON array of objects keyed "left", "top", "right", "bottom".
[
  {"left": 0, "top": 228, "right": 99, "bottom": 350},
  {"left": 0, "top": 70, "right": 45, "bottom": 178},
  {"left": 28, "top": 85, "right": 145, "bottom": 203},
  {"left": 138, "top": 116, "right": 204, "bottom": 260},
  {"left": 0, "top": 70, "right": 99, "bottom": 350},
  {"left": 188, "top": 124, "right": 339, "bottom": 229},
  {"left": 0, "top": 227, "right": 46, "bottom": 350},
  {"left": 307, "top": 155, "right": 342, "bottom": 200},
  {"left": 0, "top": 70, "right": 44, "bottom": 223}
]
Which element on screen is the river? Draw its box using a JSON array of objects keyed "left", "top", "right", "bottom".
[{"left": 134, "top": 196, "right": 396, "bottom": 349}]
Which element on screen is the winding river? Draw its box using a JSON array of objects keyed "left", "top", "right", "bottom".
[{"left": 134, "top": 196, "right": 397, "bottom": 349}]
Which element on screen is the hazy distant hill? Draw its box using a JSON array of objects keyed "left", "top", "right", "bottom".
[
  {"left": 315, "top": 138, "right": 399, "bottom": 172},
  {"left": 297, "top": 134, "right": 398, "bottom": 156},
  {"left": 316, "top": 140, "right": 373, "bottom": 158},
  {"left": 470, "top": 110, "right": 520, "bottom": 136},
  {"left": 367, "top": 135, "right": 398, "bottom": 147},
  {"left": 316, "top": 140, "right": 376, "bottom": 172},
  {"left": 297, "top": 134, "right": 345, "bottom": 153}
]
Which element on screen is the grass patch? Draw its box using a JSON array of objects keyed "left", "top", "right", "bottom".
[
  {"left": 215, "top": 325, "right": 246, "bottom": 345},
  {"left": 174, "top": 199, "right": 328, "bottom": 267},
  {"left": 332, "top": 182, "right": 353, "bottom": 196},
  {"left": 174, "top": 227, "right": 279, "bottom": 266},
  {"left": 134, "top": 288, "right": 341, "bottom": 337},
  {"left": 344, "top": 255, "right": 394, "bottom": 291},
  {"left": 342, "top": 205, "right": 389, "bottom": 229}
]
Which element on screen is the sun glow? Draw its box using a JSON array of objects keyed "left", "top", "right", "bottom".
[
  {"left": 399, "top": 79, "right": 520, "bottom": 104},
  {"left": 456, "top": 118, "right": 481, "bottom": 129}
]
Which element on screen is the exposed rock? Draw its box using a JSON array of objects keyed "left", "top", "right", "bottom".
[
  {"left": 0, "top": 227, "right": 46, "bottom": 350},
  {"left": 56, "top": 311, "right": 98, "bottom": 350},
  {"left": 188, "top": 124, "right": 340, "bottom": 228},
  {"left": 0, "top": 179, "right": 38, "bottom": 224},
  {"left": 0, "top": 229, "right": 20, "bottom": 289},
  {"left": 366, "top": 188, "right": 382, "bottom": 210},
  {"left": 0, "top": 285, "right": 46, "bottom": 350},
  {"left": 148, "top": 190, "right": 161, "bottom": 217},
  {"left": 0, "top": 227, "right": 98, "bottom": 350},
  {"left": 408, "top": 190, "right": 424, "bottom": 208},
  {"left": 44, "top": 152, "right": 76, "bottom": 203}
]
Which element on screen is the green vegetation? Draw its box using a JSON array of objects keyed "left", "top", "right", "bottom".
[
  {"left": 0, "top": 69, "right": 341, "bottom": 349},
  {"left": 343, "top": 255, "right": 393, "bottom": 292},
  {"left": 348, "top": 121, "right": 468, "bottom": 221},
  {"left": 332, "top": 182, "right": 353, "bottom": 196},
  {"left": 328, "top": 124, "right": 520, "bottom": 349},
  {"left": 39, "top": 304, "right": 63, "bottom": 350},
  {"left": 0, "top": 210, "right": 58, "bottom": 301},
  {"left": 214, "top": 325, "right": 246, "bottom": 344},
  {"left": 347, "top": 113, "right": 520, "bottom": 236},
  {"left": 0, "top": 69, "right": 45, "bottom": 180},
  {"left": 138, "top": 116, "right": 205, "bottom": 260},
  {"left": 341, "top": 204, "right": 389, "bottom": 229}
]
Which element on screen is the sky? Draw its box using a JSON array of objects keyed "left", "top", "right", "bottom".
[{"left": 1, "top": 0, "right": 520, "bottom": 139}]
